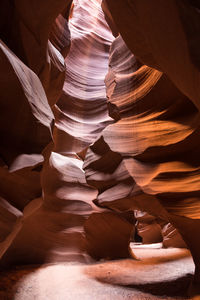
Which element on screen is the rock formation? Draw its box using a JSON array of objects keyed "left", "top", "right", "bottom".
[
  {"left": 104, "top": 1, "right": 200, "bottom": 294},
  {"left": 0, "top": 0, "right": 71, "bottom": 262},
  {"left": 1, "top": 1, "right": 200, "bottom": 296},
  {"left": 1, "top": 0, "right": 133, "bottom": 265}
]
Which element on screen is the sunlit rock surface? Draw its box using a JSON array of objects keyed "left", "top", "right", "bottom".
[
  {"left": 134, "top": 210, "right": 186, "bottom": 248},
  {"left": 104, "top": 34, "right": 200, "bottom": 220},
  {"left": 105, "top": 0, "right": 200, "bottom": 110},
  {"left": 0, "top": 0, "right": 122, "bottom": 265},
  {"left": 1, "top": 0, "right": 199, "bottom": 271}
]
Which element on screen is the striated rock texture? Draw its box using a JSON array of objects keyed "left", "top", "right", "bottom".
[
  {"left": 105, "top": 0, "right": 200, "bottom": 110},
  {"left": 0, "top": 0, "right": 72, "bottom": 262},
  {"left": 1, "top": 0, "right": 134, "bottom": 265},
  {"left": 83, "top": 35, "right": 187, "bottom": 248},
  {"left": 1, "top": 0, "right": 199, "bottom": 273},
  {"left": 134, "top": 210, "right": 186, "bottom": 248},
  {"left": 102, "top": 3, "right": 200, "bottom": 293},
  {"left": 104, "top": 34, "right": 200, "bottom": 220}
]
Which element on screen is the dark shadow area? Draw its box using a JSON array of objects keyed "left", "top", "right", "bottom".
[
  {"left": 95, "top": 273, "right": 192, "bottom": 298},
  {"left": 0, "top": 264, "right": 41, "bottom": 300}
]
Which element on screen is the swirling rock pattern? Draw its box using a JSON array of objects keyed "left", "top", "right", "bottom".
[
  {"left": 102, "top": 4, "right": 200, "bottom": 292},
  {"left": 104, "top": 35, "right": 200, "bottom": 219},
  {"left": 0, "top": 38, "right": 53, "bottom": 253},
  {"left": 0, "top": 0, "right": 124, "bottom": 266},
  {"left": 105, "top": 0, "right": 200, "bottom": 110},
  {"left": 1, "top": 0, "right": 199, "bottom": 271},
  {"left": 0, "top": 0, "right": 71, "bottom": 263}
]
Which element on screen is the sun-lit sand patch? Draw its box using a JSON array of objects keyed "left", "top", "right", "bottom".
[{"left": 0, "top": 246, "right": 194, "bottom": 300}]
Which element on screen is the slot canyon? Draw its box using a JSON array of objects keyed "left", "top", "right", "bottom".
[{"left": 0, "top": 0, "right": 200, "bottom": 299}]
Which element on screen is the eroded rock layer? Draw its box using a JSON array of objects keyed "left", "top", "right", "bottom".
[
  {"left": 0, "top": 0, "right": 118, "bottom": 265},
  {"left": 0, "top": 0, "right": 72, "bottom": 261},
  {"left": 1, "top": 0, "right": 198, "bottom": 268},
  {"left": 105, "top": 0, "right": 200, "bottom": 110},
  {"left": 104, "top": 34, "right": 200, "bottom": 219}
]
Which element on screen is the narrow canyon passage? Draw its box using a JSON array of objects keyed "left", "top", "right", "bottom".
[{"left": 1, "top": 0, "right": 200, "bottom": 299}]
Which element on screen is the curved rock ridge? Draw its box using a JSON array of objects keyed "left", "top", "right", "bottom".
[
  {"left": 49, "top": 0, "right": 115, "bottom": 219},
  {"left": 0, "top": 1, "right": 72, "bottom": 260},
  {"left": 54, "top": 0, "right": 114, "bottom": 152},
  {"left": 1, "top": 0, "right": 199, "bottom": 270},
  {"left": 84, "top": 3, "right": 200, "bottom": 293},
  {"left": 49, "top": 2, "right": 72, "bottom": 58},
  {"left": 135, "top": 210, "right": 186, "bottom": 248},
  {"left": 105, "top": 0, "right": 200, "bottom": 110},
  {"left": 0, "top": 0, "right": 71, "bottom": 106},
  {"left": 84, "top": 136, "right": 138, "bottom": 211},
  {"left": 83, "top": 118, "right": 184, "bottom": 247},
  {"left": 0, "top": 40, "right": 54, "bottom": 167},
  {"left": 104, "top": 35, "right": 200, "bottom": 219},
  {"left": 0, "top": 37, "right": 53, "bottom": 247},
  {"left": 0, "top": 0, "right": 117, "bottom": 266}
]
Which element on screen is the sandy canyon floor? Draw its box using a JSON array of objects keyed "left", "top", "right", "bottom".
[{"left": 0, "top": 243, "right": 195, "bottom": 300}]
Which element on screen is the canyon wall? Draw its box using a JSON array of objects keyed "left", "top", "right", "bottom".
[{"left": 1, "top": 0, "right": 197, "bottom": 266}]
